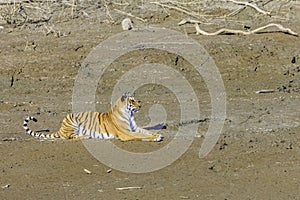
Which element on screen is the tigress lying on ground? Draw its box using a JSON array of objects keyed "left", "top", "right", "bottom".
[{"left": 23, "top": 92, "right": 163, "bottom": 142}]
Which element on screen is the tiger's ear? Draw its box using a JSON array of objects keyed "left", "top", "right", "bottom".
[{"left": 121, "top": 92, "right": 130, "bottom": 102}]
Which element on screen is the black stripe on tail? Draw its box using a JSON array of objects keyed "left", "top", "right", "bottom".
[{"left": 23, "top": 116, "right": 48, "bottom": 138}]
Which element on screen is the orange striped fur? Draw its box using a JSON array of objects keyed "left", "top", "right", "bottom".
[{"left": 23, "top": 93, "right": 163, "bottom": 142}]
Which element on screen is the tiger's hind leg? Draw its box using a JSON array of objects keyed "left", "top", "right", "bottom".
[{"left": 52, "top": 114, "right": 79, "bottom": 139}]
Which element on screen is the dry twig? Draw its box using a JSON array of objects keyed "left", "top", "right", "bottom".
[
  {"left": 71, "top": 0, "right": 76, "bottom": 19},
  {"left": 150, "top": 1, "right": 205, "bottom": 20},
  {"left": 84, "top": 168, "right": 92, "bottom": 174},
  {"left": 116, "top": 186, "right": 142, "bottom": 191},
  {"left": 178, "top": 18, "right": 212, "bottom": 26},
  {"left": 114, "top": 9, "right": 146, "bottom": 22},
  {"left": 256, "top": 89, "right": 276, "bottom": 94},
  {"left": 1, "top": 184, "right": 10, "bottom": 189},
  {"left": 228, "top": 0, "right": 271, "bottom": 15},
  {"left": 226, "top": 5, "right": 246, "bottom": 17},
  {"left": 0, "top": 0, "right": 56, "bottom": 5},
  {"left": 103, "top": 0, "right": 114, "bottom": 22}
]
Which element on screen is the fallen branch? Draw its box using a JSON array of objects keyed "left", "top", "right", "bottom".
[
  {"left": 228, "top": 0, "right": 271, "bottom": 15},
  {"left": 193, "top": 23, "right": 298, "bottom": 36}
]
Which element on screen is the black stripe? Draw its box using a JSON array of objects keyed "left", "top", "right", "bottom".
[{"left": 87, "top": 113, "right": 95, "bottom": 130}]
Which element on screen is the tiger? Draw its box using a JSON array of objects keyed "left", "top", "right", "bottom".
[{"left": 23, "top": 92, "right": 163, "bottom": 142}]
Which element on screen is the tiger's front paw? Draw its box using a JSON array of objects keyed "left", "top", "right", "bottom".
[{"left": 153, "top": 134, "right": 163, "bottom": 142}]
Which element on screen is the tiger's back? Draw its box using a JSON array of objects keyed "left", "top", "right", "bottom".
[{"left": 57, "top": 111, "right": 117, "bottom": 139}]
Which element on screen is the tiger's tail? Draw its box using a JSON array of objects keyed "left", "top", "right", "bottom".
[{"left": 23, "top": 116, "right": 60, "bottom": 139}]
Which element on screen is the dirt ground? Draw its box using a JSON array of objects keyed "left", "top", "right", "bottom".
[{"left": 0, "top": 1, "right": 300, "bottom": 199}]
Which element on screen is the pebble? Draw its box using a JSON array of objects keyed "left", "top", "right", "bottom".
[
  {"left": 122, "top": 18, "right": 133, "bottom": 30},
  {"left": 106, "top": 169, "right": 112, "bottom": 173}
]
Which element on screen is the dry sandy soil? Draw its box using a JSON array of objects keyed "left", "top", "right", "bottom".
[{"left": 0, "top": 1, "right": 300, "bottom": 199}]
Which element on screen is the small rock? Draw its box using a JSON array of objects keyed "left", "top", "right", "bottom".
[
  {"left": 244, "top": 25, "right": 251, "bottom": 30},
  {"left": 122, "top": 18, "right": 133, "bottom": 30},
  {"left": 291, "top": 56, "right": 296, "bottom": 64}
]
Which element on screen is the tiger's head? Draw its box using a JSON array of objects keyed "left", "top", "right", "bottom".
[{"left": 120, "top": 92, "right": 141, "bottom": 113}]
